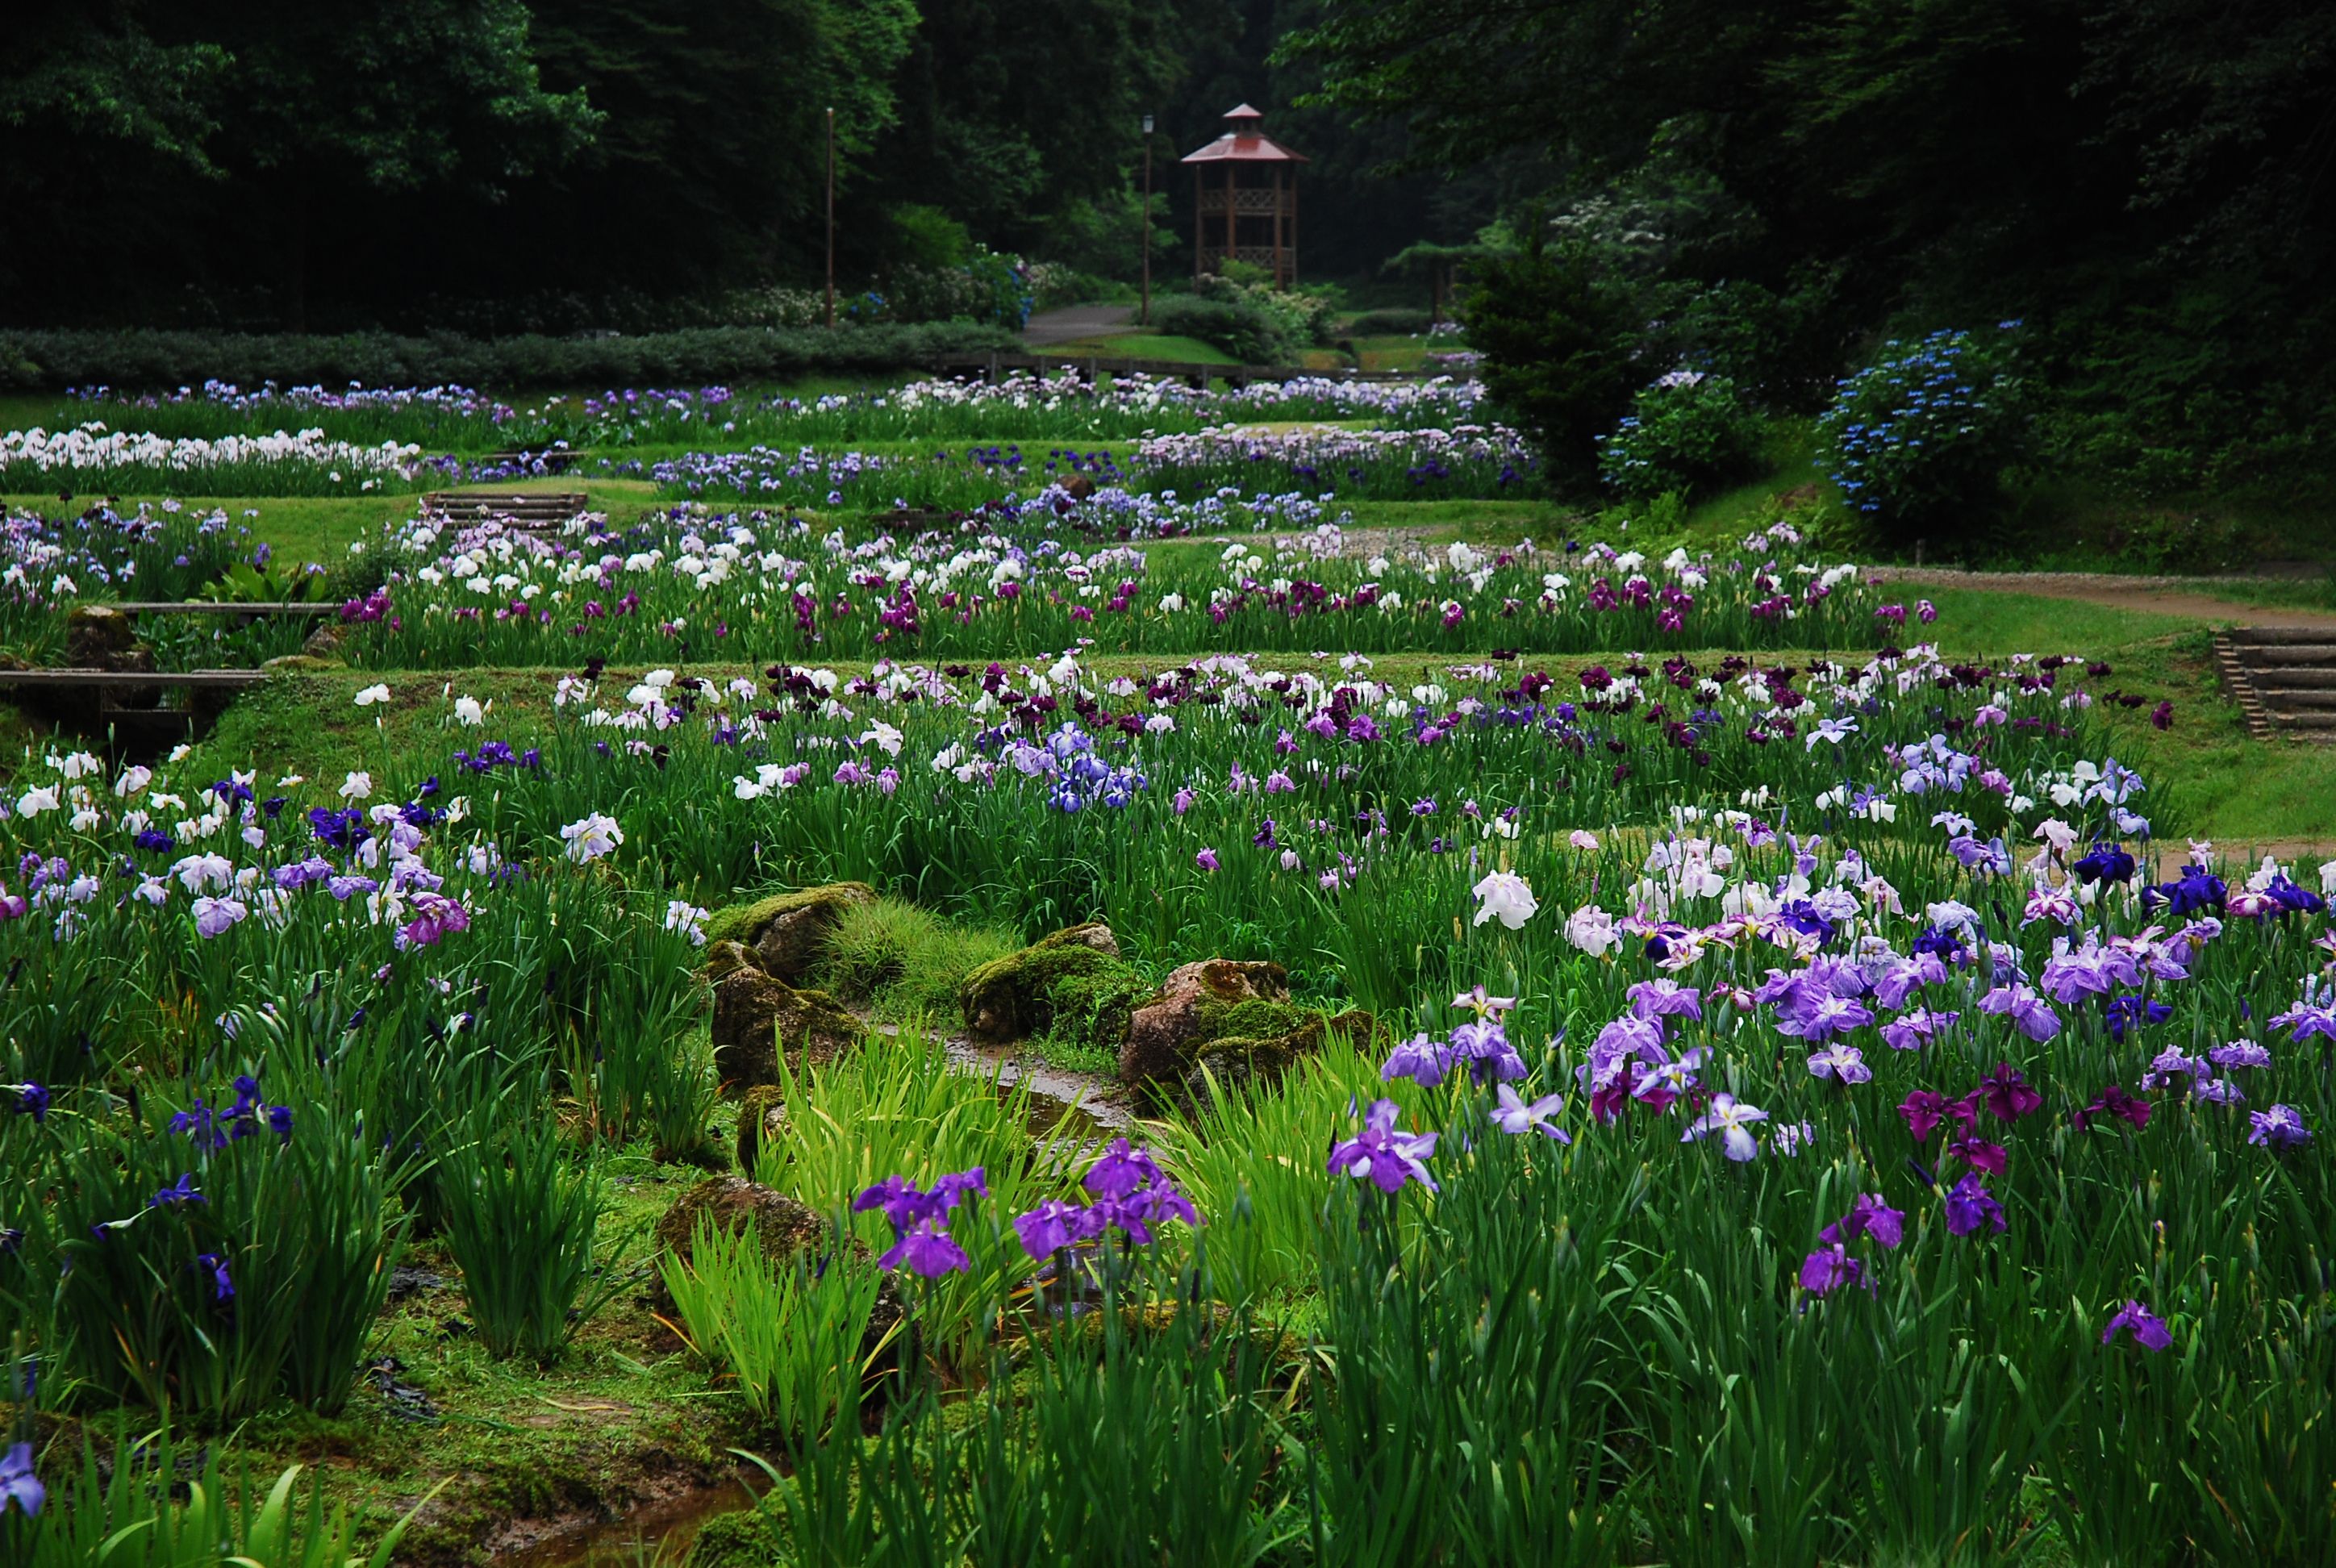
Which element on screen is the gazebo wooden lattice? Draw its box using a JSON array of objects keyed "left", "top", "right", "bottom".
[{"left": 1183, "top": 104, "right": 1308, "bottom": 287}]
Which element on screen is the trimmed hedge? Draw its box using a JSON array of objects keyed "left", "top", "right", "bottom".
[
  {"left": 0, "top": 322, "right": 1021, "bottom": 393},
  {"left": 1146, "top": 298, "right": 1291, "bottom": 365}
]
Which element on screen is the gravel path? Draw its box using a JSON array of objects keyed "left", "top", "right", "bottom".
[
  {"left": 1867, "top": 567, "right": 2336, "bottom": 631},
  {"left": 1021, "top": 305, "right": 1134, "bottom": 347}
]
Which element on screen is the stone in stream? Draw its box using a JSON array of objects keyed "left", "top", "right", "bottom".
[
  {"left": 957, "top": 921, "right": 1138, "bottom": 1047},
  {"left": 65, "top": 604, "right": 156, "bottom": 672},
  {"left": 1117, "top": 958, "right": 1291, "bottom": 1086}
]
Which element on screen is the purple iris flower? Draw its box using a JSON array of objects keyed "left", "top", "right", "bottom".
[
  {"left": 1978, "top": 1063, "right": 2044, "bottom": 1122},
  {"left": 1880, "top": 1007, "right": 1958, "bottom": 1053},
  {"left": 2104, "top": 995, "right": 2172, "bottom": 1043},
  {"left": 1942, "top": 1173, "right": 2005, "bottom": 1236},
  {"left": 1328, "top": 1099, "right": 1439, "bottom": 1194},
  {"left": 1820, "top": 1194, "right": 1906, "bottom": 1249},
  {"left": 1978, "top": 985, "right": 2061, "bottom": 1042},
  {"left": 1083, "top": 1140, "right": 1164, "bottom": 1202},
  {"left": 2249, "top": 1103, "right": 2311, "bottom": 1150},
  {"left": 878, "top": 1220, "right": 970, "bottom": 1278},
  {"left": 1626, "top": 979, "right": 1703, "bottom": 1023},
  {"left": 1873, "top": 952, "right": 1948, "bottom": 1009},
  {"left": 1489, "top": 1085, "right": 1570, "bottom": 1141},
  {"left": 1807, "top": 1043, "right": 1872, "bottom": 1083},
  {"left": 2072, "top": 843, "right": 2137, "bottom": 885},
  {"left": 193, "top": 1251, "right": 235, "bottom": 1301},
  {"left": 2269, "top": 988, "right": 2336, "bottom": 1045},
  {"left": 2101, "top": 1299, "right": 2172, "bottom": 1351},
  {"left": 148, "top": 1172, "right": 204, "bottom": 1208},
  {"left": 1, "top": 1440, "right": 41, "bottom": 1516},
  {"left": 1382, "top": 1032, "right": 1454, "bottom": 1087},
  {"left": 2142, "top": 865, "right": 2225, "bottom": 916},
  {"left": 13, "top": 1082, "right": 47, "bottom": 1123},
  {"left": 1014, "top": 1199, "right": 1093, "bottom": 1258},
  {"left": 1449, "top": 1020, "right": 1526, "bottom": 1084},
  {"left": 1799, "top": 1244, "right": 1867, "bottom": 1296}
]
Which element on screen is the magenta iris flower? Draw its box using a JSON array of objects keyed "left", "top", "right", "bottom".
[
  {"left": 1979, "top": 1063, "right": 2044, "bottom": 1121},
  {"left": 2100, "top": 1299, "right": 2172, "bottom": 1351},
  {"left": 1946, "top": 1136, "right": 2009, "bottom": 1175},
  {"left": 1899, "top": 1089, "right": 1950, "bottom": 1141},
  {"left": 1328, "top": 1099, "right": 1439, "bottom": 1193},
  {"left": 1942, "top": 1173, "right": 2005, "bottom": 1236}
]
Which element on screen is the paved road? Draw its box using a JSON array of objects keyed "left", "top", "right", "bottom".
[{"left": 1022, "top": 305, "right": 1133, "bottom": 347}]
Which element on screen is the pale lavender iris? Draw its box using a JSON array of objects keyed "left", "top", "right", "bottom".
[{"left": 1328, "top": 1099, "right": 1439, "bottom": 1193}]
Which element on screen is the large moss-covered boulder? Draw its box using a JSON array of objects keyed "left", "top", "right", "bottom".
[
  {"left": 703, "top": 883, "right": 878, "bottom": 982},
  {"left": 706, "top": 953, "right": 863, "bottom": 1089},
  {"left": 1118, "top": 959, "right": 1291, "bottom": 1086},
  {"left": 1181, "top": 1007, "right": 1378, "bottom": 1107},
  {"left": 957, "top": 922, "right": 1138, "bottom": 1046}
]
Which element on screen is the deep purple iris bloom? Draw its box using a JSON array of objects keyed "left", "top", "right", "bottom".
[
  {"left": 2072, "top": 843, "right": 2138, "bottom": 885},
  {"left": 1979, "top": 1063, "right": 2044, "bottom": 1122},
  {"left": 148, "top": 1172, "right": 204, "bottom": 1208},
  {"left": 1014, "top": 1199, "right": 1091, "bottom": 1258},
  {"left": 878, "top": 1220, "right": 970, "bottom": 1278},
  {"left": 2101, "top": 1299, "right": 2172, "bottom": 1351},
  {"left": 2104, "top": 995, "right": 2172, "bottom": 1043},
  {"left": 2142, "top": 865, "right": 2225, "bottom": 917},
  {"left": 193, "top": 1250, "right": 235, "bottom": 1301},
  {"left": 1799, "top": 1244, "right": 1867, "bottom": 1296},
  {"left": 14, "top": 1082, "right": 47, "bottom": 1123},
  {"left": 2073, "top": 1084, "right": 2151, "bottom": 1131},
  {"left": 1942, "top": 1173, "right": 2006, "bottom": 1236},
  {"left": 1820, "top": 1193, "right": 1906, "bottom": 1249}
]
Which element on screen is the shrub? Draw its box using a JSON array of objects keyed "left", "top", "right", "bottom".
[
  {"left": 661, "top": 1217, "right": 885, "bottom": 1432},
  {"left": 1346, "top": 308, "right": 1434, "bottom": 337},
  {"left": 1817, "top": 327, "right": 2029, "bottom": 545},
  {"left": 1461, "top": 238, "right": 1643, "bottom": 491},
  {"left": 0, "top": 322, "right": 1020, "bottom": 394},
  {"left": 1597, "top": 372, "right": 1767, "bottom": 500},
  {"left": 1149, "top": 297, "right": 1291, "bottom": 364}
]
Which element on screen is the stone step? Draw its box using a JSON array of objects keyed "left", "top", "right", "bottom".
[
  {"left": 2236, "top": 644, "right": 2336, "bottom": 666},
  {"left": 2259, "top": 689, "right": 2336, "bottom": 711},
  {"left": 2251, "top": 667, "right": 2336, "bottom": 690},
  {"left": 2229, "top": 625, "right": 2336, "bottom": 646},
  {"left": 2270, "top": 711, "right": 2336, "bottom": 732}
]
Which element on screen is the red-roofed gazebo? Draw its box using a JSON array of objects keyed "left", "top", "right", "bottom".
[{"left": 1182, "top": 104, "right": 1309, "bottom": 287}]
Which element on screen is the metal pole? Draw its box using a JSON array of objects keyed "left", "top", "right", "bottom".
[
  {"left": 824, "top": 107, "right": 836, "bottom": 330},
  {"left": 1140, "top": 114, "right": 1153, "bottom": 326}
]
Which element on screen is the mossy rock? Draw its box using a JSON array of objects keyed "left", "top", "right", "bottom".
[
  {"left": 1179, "top": 1007, "right": 1379, "bottom": 1107},
  {"left": 958, "top": 922, "right": 1141, "bottom": 1047},
  {"left": 1117, "top": 958, "right": 1291, "bottom": 1086},
  {"left": 706, "top": 963, "right": 864, "bottom": 1090},
  {"left": 732, "top": 1082, "right": 788, "bottom": 1178},
  {"left": 687, "top": 1508, "right": 785, "bottom": 1568},
  {"left": 654, "top": 1177, "right": 833, "bottom": 1278},
  {"left": 703, "top": 882, "right": 878, "bottom": 981}
]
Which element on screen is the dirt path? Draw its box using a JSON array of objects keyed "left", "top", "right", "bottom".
[
  {"left": 1868, "top": 568, "right": 2336, "bottom": 631},
  {"left": 1021, "top": 305, "right": 1134, "bottom": 347}
]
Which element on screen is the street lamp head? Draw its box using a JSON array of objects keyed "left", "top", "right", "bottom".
[{"left": 1141, "top": 115, "right": 1154, "bottom": 135}]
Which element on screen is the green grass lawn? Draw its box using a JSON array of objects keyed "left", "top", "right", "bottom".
[{"left": 1041, "top": 332, "right": 1238, "bottom": 365}]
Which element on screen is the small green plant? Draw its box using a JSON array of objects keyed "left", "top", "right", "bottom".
[
  {"left": 661, "top": 1218, "right": 888, "bottom": 1432},
  {"left": 0, "top": 1423, "right": 442, "bottom": 1566},
  {"left": 814, "top": 897, "right": 1016, "bottom": 1021},
  {"left": 436, "top": 1116, "right": 639, "bottom": 1364}
]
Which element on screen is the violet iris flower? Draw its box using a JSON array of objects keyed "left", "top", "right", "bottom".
[
  {"left": 1683, "top": 1093, "right": 1769, "bottom": 1161},
  {"left": 1489, "top": 1085, "right": 1571, "bottom": 1142},
  {"left": 1083, "top": 1139, "right": 1164, "bottom": 1202},
  {"left": 1807, "top": 1043, "right": 1872, "bottom": 1084},
  {"left": 2100, "top": 1299, "right": 2172, "bottom": 1351},
  {"left": 10, "top": 1082, "right": 46, "bottom": 1122},
  {"left": 148, "top": 1172, "right": 204, "bottom": 1208},
  {"left": 1942, "top": 1173, "right": 2005, "bottom": 1236},
  {"left": 1328, "top": 1099, "right": 1439, "bottom": 1193},
  {"left": 1383, "top": 1032, "right": 1454, "bottom": 1087},
  {"left": 193, "top": 1251, "right": 235, "bottom": 1301},
  {"left": 2248, "top": 1104, "right": 2311, "bottom": 1150},
  {"left": 1799, "top": 1244, "right": 1867, "bottom": 1296},
  {"left": 1978, "top": 985, "right": 2061, "bottom": 1042},
  {"left": 1978, "top": 1063, "right": 2044, "bottom": 1121},
  {"left": 879, "top": 1220, "right": 970, "bottom": 1278},
  {"left": 0, "top": 1440, "right": 41, "bottom": 1516},
  {"left": 1820, "top": 1194, "right": 1906, "bottom": 1249},
  {"left": 1014, "top": 1199, "right": 1091, "bottom": 1258},
  {"left": 1899, "top": 1090, "right": 1951, "bottom": 1141}
]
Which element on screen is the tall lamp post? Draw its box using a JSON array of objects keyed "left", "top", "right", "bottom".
[{"left": 1140, "top": 114, "right": 1154, "bottom": 327}]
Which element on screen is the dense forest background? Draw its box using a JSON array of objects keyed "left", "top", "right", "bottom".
[
  {"left": 4, "top": 0, "right": 2329, "bottom": 515},
  {"left": 1, "top": 0, "right": 1478, "bottom": 332}
]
